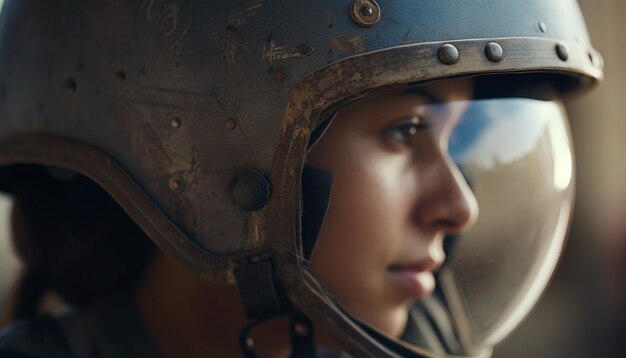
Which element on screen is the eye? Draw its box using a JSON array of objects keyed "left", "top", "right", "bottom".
[{"left": 384, "top": 115, "right": 428, "bottom": 146}]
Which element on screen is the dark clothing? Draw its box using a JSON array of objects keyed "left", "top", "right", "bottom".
[
  {"left": 0, "top": 297, "right": 353, "bottom": 358},
  {"left": 0, "top": 297, "right": 160, "bottom": 358}
]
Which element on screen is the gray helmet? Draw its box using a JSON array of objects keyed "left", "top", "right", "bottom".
[{"left": 0, "top": 0, "right": 603, "bottom": 357}]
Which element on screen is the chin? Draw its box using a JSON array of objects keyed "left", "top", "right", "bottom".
[{"left": 364, "top": 305, "right": 410, "bottom": 338}]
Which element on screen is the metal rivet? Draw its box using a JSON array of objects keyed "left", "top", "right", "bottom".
[
  {"left": 274, "top": 69, "right": 287, "bottom": 82},
  {"left": 438, "top": 44, "right": 460, "bottom": 65},
  {"left": 485, "top": 42, "right": 503, "bottom": 62},
  {"left": 538, "top": 21, "right": 547, "bottom": 33},
  {"left": 350, "top": 0, "right": 381, "bottom": 28},
  {"left": 116, "top": 71, "right": 126, "bottom": 83},
  {"left": 294, "top": 323, "right": 309, "bottom": 337},
  {"left": 66, "top": 78, "right": 78, "bottom": 93},
  {"left": 360, "top": 5, "right": 373, "bottom": 16},
  {"left": 169, "top": 177, "right": 184, "bottom": 192},
  {"left": 230, "top": 169, "right": 271, "bottom": 212},
  {"left": 589, "top": 50, "right": 603, "bottom": 68},
  {"left": 556, "top": 42, "right": 569, "bottom": 61},
  {"left": 297, "top": 43, "right": 315, "bottom": 57},
  {"left": 225, "top": 117, "right": 237, "bottom": 130},
  {"left": 170, "top": 116, "right": 182, "bottom": 128}
]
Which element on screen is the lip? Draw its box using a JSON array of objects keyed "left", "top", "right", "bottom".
[{"left": 387, "top": 258, "right": 442, "bottom": 298}]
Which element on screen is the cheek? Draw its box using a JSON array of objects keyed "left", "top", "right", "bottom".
[
  {"left": 310, "top": 147, "right": 414, "bottom": 278},
  {"left": 307, "top": 146, "right": 416, "bottom": 335}
]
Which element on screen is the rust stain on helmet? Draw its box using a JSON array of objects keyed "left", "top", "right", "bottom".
[
  {"left": 141, "top": 0, "right": 192, "bottom": 50},
  {"left": 330, "top": 35, "right": 366, "bottom": 55},
  {"left": 263, "top": 41, "right": 301, "bottom": 62},
  {"left": 228, "top": 0, "right": 264, "bottom": 29}
]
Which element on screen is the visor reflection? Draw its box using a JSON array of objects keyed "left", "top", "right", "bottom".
[
  {"left": 441, "top": 98, "right": 572, "bottom": 353},
  {"left": 309, "top": 94, "right": 573, "bottom": 357}
]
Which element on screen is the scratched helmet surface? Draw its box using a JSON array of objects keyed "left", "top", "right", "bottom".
[{"left": 0, "top": 0, "right": 602, "bottom": 357}]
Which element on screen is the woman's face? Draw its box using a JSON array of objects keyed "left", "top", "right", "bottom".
[{"left": 307, "top": 78, "right": 479, "bottom": 338}]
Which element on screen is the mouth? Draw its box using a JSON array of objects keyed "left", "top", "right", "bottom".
[{"left": 387, "top": 258, "right": 443, "bottom": 299}]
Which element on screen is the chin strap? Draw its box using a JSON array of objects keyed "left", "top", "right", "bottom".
[
  {"left": 239, "top": 316, "right": 273, "bottom": 358},
  {"left": 289, "top": 312, "right": 316, "bottom": 358},
  {"left": 238, "top": 312, "right": 317, "bottom": 358},
  {"left": 235, "top": 162, "right": 332, "bottom": 357}
]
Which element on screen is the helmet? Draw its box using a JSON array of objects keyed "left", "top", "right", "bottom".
[{"left": 0, "top": 0, "right": 603, "bottom": 357}]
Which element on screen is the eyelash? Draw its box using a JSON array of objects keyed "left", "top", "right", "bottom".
[{"left": 384, "top": 121, "right": 428, "bottom": 146}]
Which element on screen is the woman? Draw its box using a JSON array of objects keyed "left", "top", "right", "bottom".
[
  {"left": 0, "top": 0, "right": 603, "bottom": 357},
  {"left": 307, "top": 78, "right": 478, "bottom": 338}
]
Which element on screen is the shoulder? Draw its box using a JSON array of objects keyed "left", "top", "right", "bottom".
[
  {"left": 0, "top": 316, "right": 73, "bottom": 358},
  {"left": 0, "top": 297, "right": 160, "bottom": 358}
]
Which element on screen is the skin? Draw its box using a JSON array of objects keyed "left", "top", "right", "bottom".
[
  {"left": 307, "top": 78, "right": 479, "bottom": 338},
  {"left": 134, "top": 78, "right": 479, "bottom": 357}
]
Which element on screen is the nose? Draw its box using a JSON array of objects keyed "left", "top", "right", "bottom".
[{"left": 412, "top": 156, "right": 479, "bottom": 234}]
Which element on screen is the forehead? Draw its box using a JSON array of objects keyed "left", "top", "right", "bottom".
[
  {"left": 343, "top": 78, "right": 474, "bottom": 113},
  {"left": 331, "top": 78, "right": 474, "bottom": 127}
]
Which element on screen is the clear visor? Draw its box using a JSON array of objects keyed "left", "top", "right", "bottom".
[
  {"left": 409, "top": 97, "right": 573, "bottom": 356},
  {"left": 307, "top": 82, "right": 573, "bottom": 356},
  {"left": 437, "top": 97, "right": 573, "bottom": 355}
]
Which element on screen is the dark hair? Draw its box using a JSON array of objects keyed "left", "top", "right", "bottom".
[{"left": 0, "top": 165, "right": 156, "bottom": 322}]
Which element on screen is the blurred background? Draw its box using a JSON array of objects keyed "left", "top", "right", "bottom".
[
  {"left": 494, "top": 0, "right": 626, "bottom": 357},
  {"left": 0, "top": 0, "right": 624, "bottom": 357}
]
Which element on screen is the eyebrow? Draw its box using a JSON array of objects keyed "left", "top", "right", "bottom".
[{"left": 402, "top": 86, "right": 446, "bottom": 104}]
